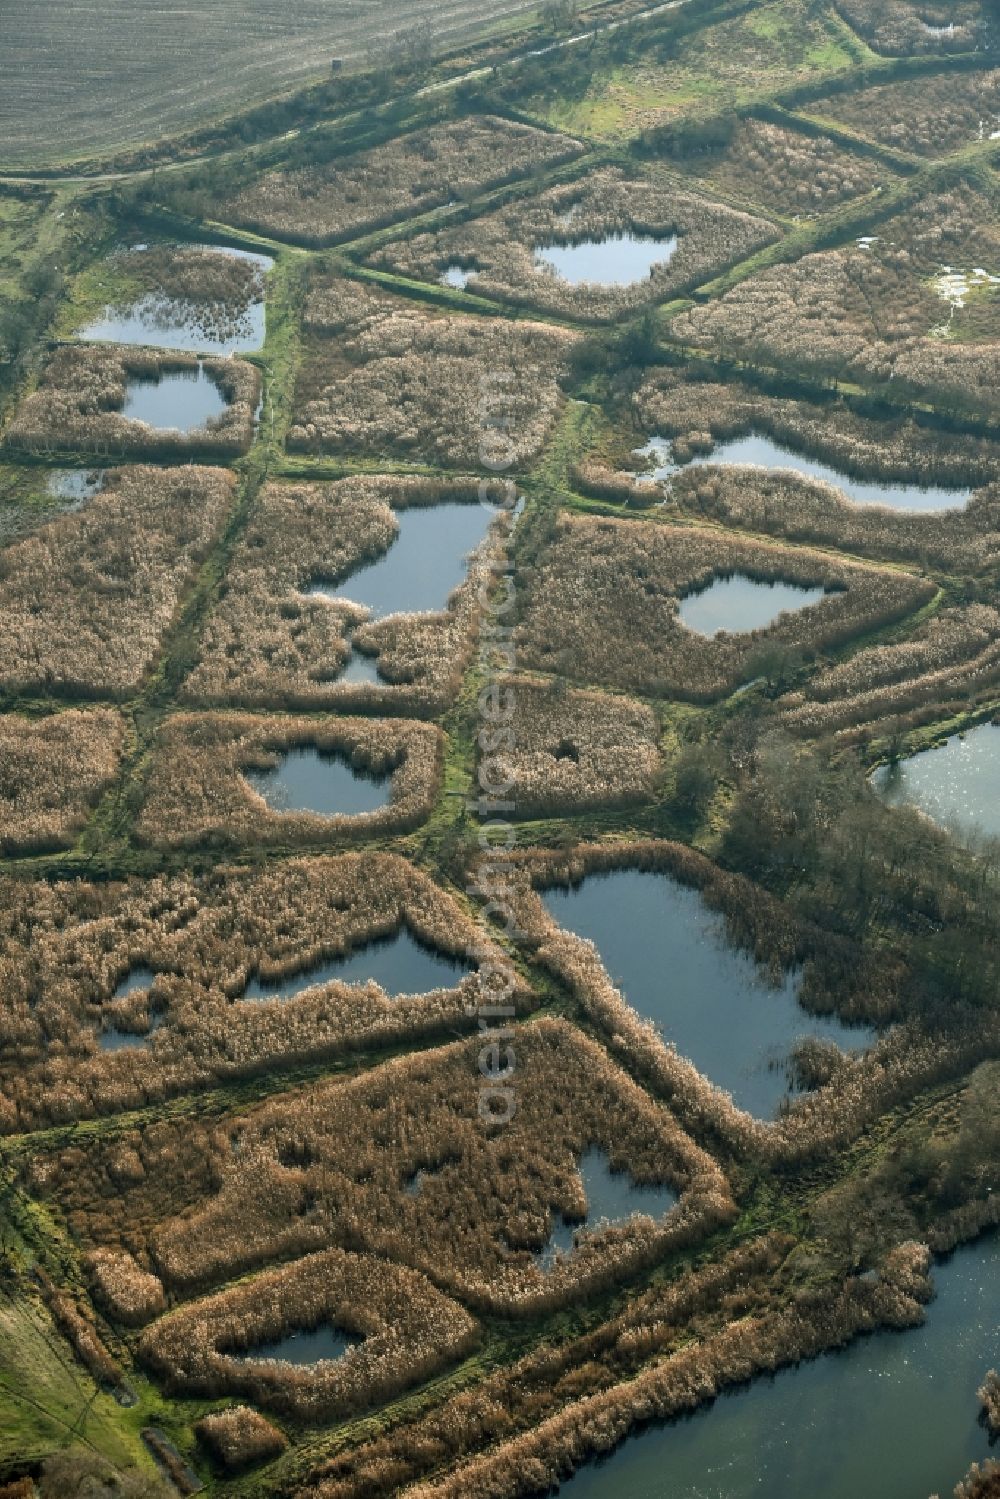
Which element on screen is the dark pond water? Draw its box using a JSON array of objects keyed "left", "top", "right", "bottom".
[
  {"left": 306, "top": 502, "right": 492, "bottom": 618},
  {"left": 542, "top": 872, "right": 875, "bottom": 1119},
  {"left": 241, "top": 927, "right": 469, "bottom": 1002},
  {"left": 121, "top": 365, "right": 229, "bottom": 433},
  {"left": 112, "top": 966, "right": 157, "bottom": 1000},
  {"left": 685, "top": 433, "right": 971, "bottom": 514},
  {"left": 239, "top": 1325, "right": 360, "bottom": 1367},
  {"left": 873, "top": 722, "right": 1000, "bottom": 841},
  {"left": 79, "top": 245, "right": 271, "bottom": 355},
  {"left": 243, "top": 747, "right": 391, "bottom": 817},
  {"left": 678, "top": 574, "right": 829, "bottom": 637},
  {"left": 538, "top": 1146, "right": 678, "bottom": 1270},
  {"left": 557, "top": 1234, "right": 1000, "bottom": 1499},
  {"left": 100, "top": 1017, "right": 162, "bottom": 1052},
  {"left": 535, "top": 232, "right": 679, "bottom": 287}
]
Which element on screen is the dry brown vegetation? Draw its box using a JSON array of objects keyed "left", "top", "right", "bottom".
[
  {"left": 979, "top": 1369, "right": 1000, "bottom": 1437},
  {"left": 780, "top": 605, "right": 1000, "bottom": 739},
  {"left": 141, "top": 1248, "right": 479, "bottom": 1421},
  {"left": 85, "top": 1247, "right": 166, "bottom": 1326},
  {"left": 673, "top": 465, "right": 1000, "bottom": 573},
  {"left": 0, "top": 709, "right": 126, "bottom": 853},
  {"left": 833, "top": 0, "right": 982, "bottom": 55},
  {"left": 489, "top": 677, "right": 662, "bottom": 817},
  {"left": 396, "top": 1242, "right": 932, "bottom": 1499},
  {"left": 671, "top": 185, "right": 1000, "bottom": 409},
  {"left": 85, "top": 242, "right": 267, "bottom": 346},
  {"left": 952, "top": 1462, "right": 1000, "bottom": 1499},
  {"left": 372, "top": 165, "right": 778, "bottom": 321},
  {"left": 6, "top": 347, "right": 259, "bottom": 459},
  {"left": 183, "top": 476, "right": 499, "bottom": 716},
  {"left": 288, "top": 282, "right": 574, "bottom": 468},
  {"left": 806, "top": 68, "right": 1000, "bottom": 158},
  {"left": 0, "top": 465, "right": 234, "bottom": 697},
  {"left": 0, "top": 854, "right": 508, "bottom": 1129},
  {"left": 221, "top": 116, "right": 585, "bottom": 246},
  {"left": 143, "top": 1020, "right": 730, "bottom": 1315},
  {"left": 135, "top": 711, "right": 441, "bottom": 850},
  {"left": 195, "top": 1407, "right": 287, "bottom": 1472},
  {"left": 516, "top": 512, "right": 934, "bottom": 701},
  {"left": 675, "top": 118, "right": 887, "bottom": 217},
  {"left": 35, "top": 1266, "right": 125, "bottom": 1393}
]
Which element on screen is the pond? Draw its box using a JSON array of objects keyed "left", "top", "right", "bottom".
[
  {"left": 542, "top": 871, "right": 875, "bottom": 1119},
  {"left": 640, "top": 432, "right": 971, "bottom": 512},
  {"left": 678, "top": 574, "right": 829, "bottom": 637},
  {"left": 100, "top": 1016, "right": 162, "bottom": 1052},
  {"left": 78, "top": 245, "right": 271, "bottom": 355},
  {"left": 873, "top": 722, "right": 1000, "bottom": 842},
  {"left": 538, "top": 1146, "right": 678, "bottom": 1271},
  {"left": 112, "top": 966, "right": 158, "bottom": 1000},
  {"left": 556, "top": 1234, "right": 1000, "bottom": 1499},
  {"left": 306, "top": 502, "right": 492, "bottom": 618},
  {"left": 534, "top": 232, "right": 679, "bottom": 287},
  {"left": 242, "top": 927, "right": 469, "bottom": 1002},
  {"left": 440, "top": 264, "right": 475, "bottom": 290},
  {"left": 121, "top": 365, "right": 229, "bottom": 433},
  {"left": 238, "top": 1325, "right": 360, "bottom": 1367},
  {"left": 243, "top": 747, "right": 392, "bottom": 817}
]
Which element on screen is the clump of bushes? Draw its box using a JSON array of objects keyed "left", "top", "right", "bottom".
[
  {"left": 0, "top": 709, "right": 126, "bottom": 853},
  {"left": 141, "top": 1248, "right": 480, "bottom": 1421},
  {"left": 7, "top": 346, "right": 260, "bottom": 459},
  {"left": 0, "top": 464, "right": 234, "bottom": 697},
  {"left": 196, "top": 1406, "right": 287, "bottom": 1471},
  {"left": 372, "top": 165, "right": 778, "bottom": 322},
  {"left": 485, "top": 677, "right": 662, "bottom": 816},
  {"left": 221, "top": 116, "right": 584, "bottom": 246},
  {"left": 85, "top": 1247, "right": 166, "bottom": 1325},
  {"left": 516, "top": 511, "right": 934, "bottom": 701},
  {"left": 980, "top": 1370, "right": 1000, "bottom": 1437},
  {"left": 135, "top": 711, "right": 441, "bottom": 849}
]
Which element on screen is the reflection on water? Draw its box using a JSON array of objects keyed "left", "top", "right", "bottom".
[
  {"left": 537, "top": 1146, "right": 678, "bottom": 1270},
  {"left": 121, "top": 366, "right": 229, "bottom": 433},
  {"left": 543, "top": 872, "right": 875, "bottom": 1119},
  {"left": 557, "top": 1235, "right": 1000, "bottom": 1499},
  {"left": 874, "top": 722, "right": 1000, "bottom": 841},
  {"left": 678, "top": 574, "right": 829, "bottom": 637},
  {"left": 242, "top": 927, "right": 468, "bottom": 1002},
  {"left": 243, "top": 746, "right": 391, "bottom": 817},
  {"left": 535, "top": 232, "right": 679, "bottom": 287},
  {"left": 239, "top": 1325, "right": 360, "bottom": 1367}
]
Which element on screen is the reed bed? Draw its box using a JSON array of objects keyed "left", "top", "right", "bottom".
[
  {"left": 781, "top": 605, "right": 1000, "bottom": 739},
  {"left": 136, "top": 711, "right": 441, "bottom": 848},
  {"left": 85, "top": 243, "right": 267, "bottom": 346},
  {"left": 0, "top": 854, "right": 506, "bottom": 1131},
  {"left": 506, "top": 842, "right": 999, "bottom": 1167},
  {"left": 288, "top": 300, "right": 574, "bottom": 469},
  {"left": 491, "top": 677, "right": 662, "bottom": 816},
  {"left": 979, "top": 1371, "right": 1000, "bottom": 1437},
  {"left": 634, "top": 371, "right": 1000, "bottom": 489},
  {"left": 85, "top": 1247, "right": 166, "bottom": 1326},
  {"left": 951, "top": 1462, "right": 1000, "bottom": 1499},
  {"left": 676, "top": 118, "right": 886, "bottom": 217},
  {"left": 516, "top": 513, "right": 934, "bottom": 702},
  {"left": 399, "top": 1243, "right": 932, "bottom": 1499},
  {"left": 295, "top": 1237, "right": 793, "bottom": 1498},
  {"left": 148, "top": 1019, "right": 732, "bottom": 1315},
  {"left": 183, "top": 476, "right": 498, "bottom": 717},
  {"left": 141, "top": 1248, "right": 480, "bottom": 1421},
  {"left": 806, "top": 68, "right": 1000, "bottom": 159},
  {"left": 6, "top": 346, "right": 260, "bottom": 460},
  {"left": 222, "top": 117, "right": 585, "bottom": 246},
  {"left": 674, "top": 466, "right": 1000, "bottom": 572},
  {"left": 833, "top": 0, "right": 982, "bottom": 55},
  {"left": 195, "top": 1407, "right": 287, "bottom": 1472},
  {"left": 372, "top": 165, "right": 778, "bottom": 322},
  {"left": 0, "top": 709, "right": 125, "bottom": 853},
  {"left": 0, "top": 465, "right": 234, "bottom": 697}
]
